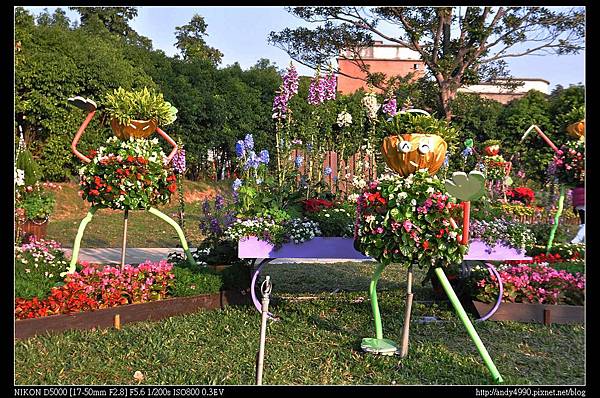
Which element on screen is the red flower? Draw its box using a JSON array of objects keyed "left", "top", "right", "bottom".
[
  {"left": 302, "top": 198, "right": 333, "bottom": 213},
  {"left": 422, "top": 240, "right": 430, "bottom": 250},
  {"left": 126, "top": 155, "right": 134, "bottom": 162},
  {"left": 88, "top": 149, "right": 97, "bottom": 158},
  {"left": 167, "top": 183, "right": 177, "bottom": 193},
  {"left": 89, "top": 189, "right": 99, "bottom": 196}
]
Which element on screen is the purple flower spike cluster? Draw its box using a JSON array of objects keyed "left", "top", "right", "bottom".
[
  {"left": 235, "top": 140, "right": 245, "bottom": 158},
  {"left": 172, "top": 147, "right": 186, "bottom": 174},
  {"left": 272, "top": 63, "right": 299, "bottom": 119},
  {"left": 382, "top": 96, "right": 397, "bottom": 117},
  {"left": 235, "top": 133, "right": 269, "bottom": 170},
  {"left": 308, "top": 71, "right": 336, "bottom": 105}
]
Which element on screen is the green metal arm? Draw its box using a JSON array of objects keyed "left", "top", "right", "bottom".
[
  {"left": 370, "top": 262, "right": 386, "bottom": 339},
  {"left": 434, "top": 267, "right": 504, "bottom": 384},
  {"left": 63, "top": 206, "right": 98, "bottom": 276},
  {"left": 148, "top": 206, "right": 197, "bottom": 268},
  {"left": 546, "top": 185, "right": 566, "bottom": 254}
]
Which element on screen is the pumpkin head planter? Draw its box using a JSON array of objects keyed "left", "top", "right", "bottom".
[{"left": 566, "top": 120, "right": 585, "bottom": 139}]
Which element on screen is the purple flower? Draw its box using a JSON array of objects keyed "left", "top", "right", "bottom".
[
  {"left": 324, "top": 72, "right": 337, "bottom": 101},
  {"left": 235, "top": 140, "right": 245, "bottom": 158},
  {"left": 244, "top": 151, "right": 260, "bottom": 170},
  {"left": 202, "top": 199, "right": 210, "bottom": 215},
  {"left": 382, "top": 97, "right": 397, "bottom": 116},
  {"left": 272, "top": 63, "right": 299, "bottom": 119},
  {"left": 259, "top": 149, "right": 270, "bottom": 164},
  {"left": 215, "top": 194, "right": 224, "bottom": 210},
  {"left": 244, "top": 134, "right": 254, "bottom": 151},
  {"left": 324, "top": 166, "right": 332, "bottom": 176},
  {"left": 295, "top": 155, "right": 304, "bottom": 168},
  {"left": 232, "top": 178, "right": 243, "bottom": 191},
  {"left": 308, "top": 74, "right": 326, "bottom": 105},
  {"left": 172, "top": 147, "right": 186, "bottom": 174},
  {"left": 462, "top": 147, "right": 474, "bottom": 158}
]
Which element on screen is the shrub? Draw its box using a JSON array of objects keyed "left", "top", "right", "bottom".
[
  {"left": 103, "top": 87, "right": 178, "bottom": 126},
  {"left": 306, "top": 205, "right": 354, "bottom": 237},
  {"left": 170, "top": 266, "right": 223, "bottom": 297}
]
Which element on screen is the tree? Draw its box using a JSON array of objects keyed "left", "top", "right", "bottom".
[
  {"left": 174, "top": 14, "right": 223, "bottom": 65},
  {"left": 269, "top": 6, "right": 584, "bottom": 120}
]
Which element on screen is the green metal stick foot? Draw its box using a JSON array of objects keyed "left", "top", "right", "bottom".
[
  {"left": 148, "top": 207, "right": 197, "bottom": 267},
  {"left": 63, "top": 207, "right": 98, "bottom": 276},
  {"left": 362, "top": 262, "right": 399, "bottom": 355},
  {"left": 546, "top": 185, "right": 566, "bottom": 254},
  {"left": 434, "top": 267, "right": 504, "bottom": 384}
]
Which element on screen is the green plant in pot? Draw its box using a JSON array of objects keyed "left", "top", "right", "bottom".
[{"left": 103, "top": 87, "right": 178, "bottom": 140}]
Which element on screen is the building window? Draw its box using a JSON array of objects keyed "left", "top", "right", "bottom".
[{"left": 414, "top": 63, "right": 420, "bottom": 70}]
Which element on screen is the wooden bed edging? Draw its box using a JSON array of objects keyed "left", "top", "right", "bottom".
[
  {"left": 472, "top": 300, "right": 584, "bottom": 325},
  {"left": 14, "top": 289, "right": 250, "bottom": 340}
]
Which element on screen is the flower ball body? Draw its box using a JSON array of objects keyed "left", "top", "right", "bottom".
[
  {"left": 79, "top": 137, "right": 177, "bottom": 211},
  {"left": 356, "top": 170, "right": 467, "bottom": 269}
]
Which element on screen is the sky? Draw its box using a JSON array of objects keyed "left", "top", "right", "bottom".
[{"left": 23, "top": 6, "right": 585, "bottom": 90}]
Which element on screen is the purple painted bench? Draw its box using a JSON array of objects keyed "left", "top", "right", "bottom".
[{"left": 239, "top": 236, "right": 531, "bottom": 317}]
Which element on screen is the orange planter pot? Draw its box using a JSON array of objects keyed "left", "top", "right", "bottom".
[
  {"left": 20, "top": 219, "right": 48, "bottom": 239},
  {"left": 382, "top": 134, "right": 447, "bottom": 177},
  {"left": 566, "top": 120, "right": 585, "bottom": 139},
  {"left": 110, "top": 118, "right": 158, "bottom": 140},
  {"left": 484, "top": 145, "right": 500, "bottom": 156}
]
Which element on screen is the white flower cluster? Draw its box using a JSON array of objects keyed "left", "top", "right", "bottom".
[
  {"left": 352, "top": 176, "right": 367, "bottom": 190},
  {"left": 336, "top": 111, "right": 353, "bottom": 127},
  {"left": 361, "top": 93, "right": 380, "bottom": 120},
  {"left": 15, "top": 167, "right": 25, "bottom": 186},
  {"left": 287, "top": 218, "right": 322, "bottom": 244},
  {"left": 224, "top": 218, "right": 279, "bottom": 241}
]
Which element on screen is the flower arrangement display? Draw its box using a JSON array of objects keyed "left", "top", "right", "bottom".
[
  {"left": 15, "top": 260, "right": 175, "bottom": 320},
  {"left": 17, "top": 184, "right": 56, "bottom": 222},
  {"left": 196, "top": 194, "right": 239, "bottom": 266},
  {"left": 355, "top": 170, "right": 466, "bottom": 269},
  {"left": 103, "top": 87, "right": 178, "bottom": 127},
  {"left": 301, "top": 198, "right": 334, "bottom": 213},
  {"left": 286, "top": 218, "right": 322, "bottom": 243},
  {"left": 225, "top": 213, "right": 289, "bottom": 246},
  {"left": 307, "top": 204, "right": 355, "bottom": 237},
  {"left": 483, "top": 154, "right": 508, "bottom": 182},
  {"left": 548, "top": 140, "right": 584, "bottom": 187},
  {"left": 505, "top": 186, "right": 535, "bottom": 206},
  {"left": 14, "top": 237, "right": 69, "bottom": 300},
  {"left": 79, "top": 136, "right": 176, "bottom": 210},
  {"left": 470, "top": 219, "right": 536, "bottom": 253},
  {"left": 470, "top": 263, "right": 585, "bottom": 306}
]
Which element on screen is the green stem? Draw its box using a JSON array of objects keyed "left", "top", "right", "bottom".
[
  {"left": 369, "top": 262, "right": 386, "bottom": 339},
  {"left": 148, "top": 207, "right": 196, "bottom": 268},
  {"left": 65, "top": 207, "right": 98, "bottom": 275},
  {"left": 546, "top": 185, "right": 566, "bottom": 254},
  {"left": 434, "top": 267, "right": 504, "bottom": 384}
]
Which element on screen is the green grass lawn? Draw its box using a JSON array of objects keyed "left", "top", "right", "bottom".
[
  {"left": 14, "top": 263, "right": 585, "bottom": 385},
  {"left": 46, "top": 180, "right": 229, "bottom": 247}
]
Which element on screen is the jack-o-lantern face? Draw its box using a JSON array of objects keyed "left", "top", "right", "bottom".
[{"left": 382, "top": 134, "right": 447, "bottom": 177}]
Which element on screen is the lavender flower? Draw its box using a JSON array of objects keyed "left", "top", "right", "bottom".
[
  {"left": 272, "top": 63, "right": 299, "bottom": 119},
  {"left": 259, "top": 149, "right": 270, "bottom": 164},
  {"left": 308, "top": 74, "right": 326, "bottom": 105},
  {"left": 382, "top": 96, "right": 397, "bottom": 117},
  {"left": 215, "top": 194, "right": 224, "bottom": 210},
  {"left": 232, "top": 178, "right": 243, "bottom": 191},
  {"left": 244, "top": 151, "right": 260, "bottom": 170},
  {"left": 462, "top": 147, "right": 474, "bottom": 158},
  {"left": 295, "top": 155, "right": 304, "bottom": 168},
  {"left": 243, "top": 134, "right": 254, "bottom": 151},
  {"left": 235, "top": 140, "right": 246, "bottom": 158},
  {"left": 172, "top": 147, "right": 186, "bottom": 174},
  {"left": 324, "top": 166, "right": 332, "bottom": 176},
  {"left": 324, "top": 72, "right": 337, "bottom": 101},
  {"left": 202, "top": 199, "right": 211, "bottom": 215},
  {"left": 291, "top": 139, "right": 303, "bottom": 145}
]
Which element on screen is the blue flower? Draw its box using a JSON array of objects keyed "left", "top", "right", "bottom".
[
  {"left": 244, "top": 134, "right": 254, "bottom": 151},
  {"left": 235, "top": 140, "right": 245, "bottom": 158},
  {"left": 295, "top": 155, "right": 304, "bottom": 168},
  {"left": 259, "top": 149, "right": 270, "bottom": 164},
  {"left": 461, "top": 147, "right": 473, "bottom": 158},
  {"left": 324, "top": 166, "right": 332, "bottom": 176},
  {"left": 232, "top": 178, "right": 243, "bottom": 191},
  {"left": 244, "top": 151, "right": 260, "bottom": 170}
]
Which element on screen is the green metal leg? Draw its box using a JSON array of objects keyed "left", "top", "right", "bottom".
[
  {"left": 546, "top": 185, "right": 566, "bottom": 254},
  {"left": 361, "top": 262, "right": 399, "bottom": 355},
  {"left": 148, "top": 206, "right": 197, "bottom": 267},
  {"left": 62, "top": 207, "right": 98, "bottom": 276},
  {"left": 434, "top": 267, "right": 504, "bottom": 384}
]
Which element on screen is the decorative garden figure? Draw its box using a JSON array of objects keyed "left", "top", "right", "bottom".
[{"left": 64, "top": 90, "right": 197, "bottom": 275}]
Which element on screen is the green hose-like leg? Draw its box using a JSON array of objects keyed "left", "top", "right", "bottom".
[
  {"left": 546, "top": 185, "right": 566, "bottom": 254},
  {"left": 434, "top": 267, "right": 504, "bottom": 384},
  {"left": 361, "top": 262, "right": 398, "bottom": 355},
  {"left": 148, "top": 206, "right": 196, "bottom": 267},
  {"left": 63, "top": 207, "right": 98, "bottom": 276}
]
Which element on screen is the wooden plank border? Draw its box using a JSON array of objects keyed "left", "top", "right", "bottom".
[
  {"left": 472, "top": 300, "right": 584, "bottom": 325},
  {"left": 15, "top": 290, "right": 250, "bottom": 340}
]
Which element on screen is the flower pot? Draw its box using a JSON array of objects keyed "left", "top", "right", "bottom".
[
  {"left": 566, "top": 120, "right": 584, "bottom": 139},
  {"left": 207, "top": 264, "right": 232, "bottom": 273},
  {"left": 381, "top": 134, "right": 447, "bottom": 177},
  {"left": 20, "top": 218, "right": 49, "bottom": 239},
  {"left": 484, "top": 145, "right": 500, "bottom": 156},
  {"left": 110, "top": 118, "right": 158, "bottom": 140}
]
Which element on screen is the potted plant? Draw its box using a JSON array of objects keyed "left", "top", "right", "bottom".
[
  {"left": 482, "top": 139, "right": 501, "bottom": 156},
  {"left": 380, "top": 112, "right": 458, "bottom": 177},
  {"left": 197, "top": 194, "right": 239, "bottom": 271},
  {"left": 563, "top": 105, "right": 585, "bottom": 139},
  {"left": 16, "top": 185, "right": 56, "bottom": 239},
  {"left": 103, "top": 87, "right": 178, "bottom": 140}
]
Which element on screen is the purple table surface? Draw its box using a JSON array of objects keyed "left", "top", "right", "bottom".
[{"left": 238, "top": 236, "right": 531, "bottom": 261}]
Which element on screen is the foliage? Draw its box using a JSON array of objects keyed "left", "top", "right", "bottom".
[
  {"left": 16, "top": 147, "right": 42, "bottom": 187},
  {"left": 79, "top": 136, "right": 176, "bottom": 210},
  {"left": 528, "top": 222, "right": 569, "bottom": 246},
  {"left": 548, "top": 140, "right": 585, "bottom": 187},
  {"left": 449, "top": 93, "right": 504, "bottom": 142},
  {"left": 525, "top": 243, "right": 585, "bottom": 261},
  {"left": 225, "top": 213, "right": 289, "bottom": 246},
  {"left": 505, "top": 187, "right": 535, "bottom": 206},
  {"left": 548, "top": 84, "right": 585, "bottom": 132},
  {"left": 470, "top": 264, "right": 585, "bottom": 306},
  {"left": 175, "top": 14, "right": 223, "bottom": 64},
  {"left": 355, "top": 170, "right": 466, "bottom": 271},
  {"left": 470, "top": 219, "right": 536, "bottom": 252},
  {"left": 103, "top": 87, "right": 178, "bottom": 126},
  {"left": 196, "top": 194, "right": 238, "bottom": 265},
  {"left": 15, "top": 260, "right": 175, "bottom": 320},
  {"left": 14, "top": 238, "right": 69, "bottom": 300},
  {"left": 482, "top": 155, "right": 508, "bottom": 182},
  {"left": 170, "top": 266, "right": 223, "bottom": 297},
  {"left": 37, "top": 134, "right": 77, "bottom": 182},
  {"left": 17, "top": 184, "right": 56, "bottom": 221},
  {"left": 306, "top": 205, "right": 355, "bottom": 238}
]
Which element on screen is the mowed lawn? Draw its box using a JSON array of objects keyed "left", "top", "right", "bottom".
[{"left": 14, "top": 263, "right": 585, "bottom": 385}]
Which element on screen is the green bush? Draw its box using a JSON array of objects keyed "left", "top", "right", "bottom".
[
  {"left": 38, "top": 134, "right": 75, "bottom": 182},
  {"left": 170, "top": 266, "right": 223, "bottom": 297},
  {"left": 16, "top": 148, "right": 42, "bottom": 186},
  {"left": 220, "top": 262, "right": 252, "bottom": 290}
]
